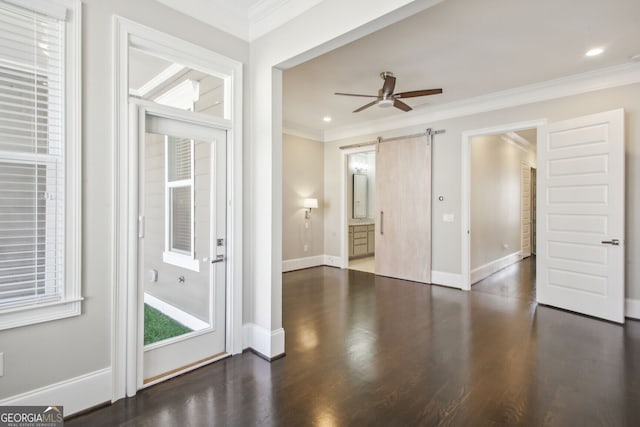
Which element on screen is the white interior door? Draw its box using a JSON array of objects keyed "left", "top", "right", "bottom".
[
  {"left": 521, "top": 163, "right": 532, "bottom": 258},
  {"left": 375, "top": 135, "right": 431, "bottom": 283},
  {"left": 537, "top": 109, "right": 625, "bottom": 323},
  {"left": 138, "top": 109, "right": 227, "bottom": 386}
]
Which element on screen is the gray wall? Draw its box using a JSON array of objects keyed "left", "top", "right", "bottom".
[
  {"left": 323, "top": 83, "right": 640, "bottom": 300},
  {"left": 0, "top": 0, "right": 248, "bottom": 401},
  {"left": 282, "top": 133, "right": 324, "bottom": 260},
  {"left": 470, "top": 135, "right": 535, "bottom": 270}
]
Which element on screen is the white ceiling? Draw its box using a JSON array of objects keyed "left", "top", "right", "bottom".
[{"left": 282, "top": 0, "right": 640, "bottom": 137}]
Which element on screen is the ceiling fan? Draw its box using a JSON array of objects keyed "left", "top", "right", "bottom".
[{"left": 335, "top": 71, "right": 442, "bottom": 112}]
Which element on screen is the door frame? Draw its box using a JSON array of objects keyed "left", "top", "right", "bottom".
[
  {"left": 340, "top": 145, "right": 377, "bottom": 269},
  {"left": 460, "top": 119, "right": 545, "bottom": 290},
  {"left": 113, "top": 17, "right": 243, "bottom": 400}
]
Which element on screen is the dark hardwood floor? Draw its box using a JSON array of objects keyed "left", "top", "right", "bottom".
[{"left": 68, "top": 259, "right": 640, "bottom": 426}]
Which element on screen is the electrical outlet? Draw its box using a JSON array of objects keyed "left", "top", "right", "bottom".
[
  {"left": 0, "top": 352, "right": 4, "bottom": 377},
  {"left": 303, "top": 244, "right": 309, "bottom": 252}
]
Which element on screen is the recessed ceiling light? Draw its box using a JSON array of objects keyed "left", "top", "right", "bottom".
[
  {"left": 323, "top": 116, "right": 332, "bottom": 122},
  {"left": 630, "top": 53, "right": 640, "bottom": 62},
  {"left": 585, "top": 47, "right": 604, "bottom": 57}
]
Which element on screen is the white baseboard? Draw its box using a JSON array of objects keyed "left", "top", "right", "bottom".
[
  {"left": 242, "top": 323, "right": 285, "bottom": 358},
  {"left": 0, "top": 368, "right": 111, "bottom": 416},
  {"left": 282, "top": 255, "right": 325, "bottom": 272},
  {"left": 143, "top": 293, "right": 209, "bottom": 331},
  {"left": 431, "top": 271, "right": 463, "bottom": 289},
  {"left": 323, "top": 255, "right": 343, "bottom": 268},
  {"left": 626, "top": 298, "right": 640, "bottom": 320},
  {"left": 471, "top": 252, "right": 522, "bottom": 284}
]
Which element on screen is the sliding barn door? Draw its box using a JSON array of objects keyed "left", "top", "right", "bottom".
[{"left": 375, "top": 136, "right": 431, "bottom": 283}]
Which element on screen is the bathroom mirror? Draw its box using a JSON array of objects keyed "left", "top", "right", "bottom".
[{"left": 353, "top": 174, "right": 368, "bottom": 218}]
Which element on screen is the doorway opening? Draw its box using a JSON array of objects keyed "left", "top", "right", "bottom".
[
  {"left": 461, "top": 121, "right": 544, "bottom": 292},
  {"left": 347, "top": 151, "right": 376, "bottom": 273}
]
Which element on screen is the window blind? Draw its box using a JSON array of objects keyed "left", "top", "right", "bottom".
[
  {"left": 167, "top": 136, "right": 192, "bottom": 254},
  {"left": 0, "top": 2, "right": 65, "bottom": 309}
]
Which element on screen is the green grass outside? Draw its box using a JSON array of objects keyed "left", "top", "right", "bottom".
[{"left": 144, "top": 304, "right": 192, "bottom": 345}]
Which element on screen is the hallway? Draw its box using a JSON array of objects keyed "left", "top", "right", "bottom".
[{"left": 69, "top": 261, "right": 640, "bottom": 426}]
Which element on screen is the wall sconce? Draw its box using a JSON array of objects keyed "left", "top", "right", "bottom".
[{"left": 303, "top": 198, "right": 318, "bottom": 219}]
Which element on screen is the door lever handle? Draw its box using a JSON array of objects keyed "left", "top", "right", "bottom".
[
  {"left": 211, "top": 255, "right": 225, "bottom": 263},
  {"left": 601, "top": 239, "right": 620, "bottom": 246}
]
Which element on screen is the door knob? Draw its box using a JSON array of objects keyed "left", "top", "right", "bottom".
[
  {"left": 211, "top": 255, "right": 225, "bottom": 263},
  {"left": 601, "top": 239, "right": 620, "bottom": 246}
]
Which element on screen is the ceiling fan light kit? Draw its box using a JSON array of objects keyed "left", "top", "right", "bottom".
[{"left": 335, "top": 71, "right": 443, "bottom": 113}]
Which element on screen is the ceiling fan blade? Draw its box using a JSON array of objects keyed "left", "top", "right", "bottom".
[
  {"left": 354, "top": 99, "right": 379, "bottom": 113},
  {"left": 393, "top": 99, "right": 412, "bottom": 112},
  {"left": 394, "top": 88, "right": 443, "bottom": 99},
  {"left": 382, "top": 75, "right": 396, "bottom": 97},
  {"left": 335, "top": 92, "right": 379, "bottom": 98}
]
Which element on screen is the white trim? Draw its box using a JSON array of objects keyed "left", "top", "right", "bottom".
[
  {"left": 154, "top": 79, "right": 200, "bottom": 110},
  {"left": 470, "top": 252, "right": 523, "bottom": 285},
  {"left": 460, "top": 119, "right": 546, "bottom": 290},
  {"left": 323, "top": 255, "right": 342, "bottom": 268},
  {"left": 324, "top": 62, "right": 640, "bottom": 143},
  {"left": 242, "top": 323, "right": 285, "bottom": 357},
  {"left": 626, "top": 298, "right": 640, "bottom": 320},
  {"left": 3, "top": 0, "right": 67, "bottom": 20},
  {"left": 431, "top": 271, "right": 463, "bottom": 289},
  {"left": 248, "top": 0, "right": 323, "bottom": 41},
  {"left": 143, "top": 293, "right": 209, "bottom": 331},
  {"left": 283, "top": 127, "right": 324, "bottom": 142},
  {"left": 0, "top": 368, "right": 111, "bottom": 417},
  {"left": 112, "top": 16, "right": 243, "bottom": 402},
  {"left": 129, "top": 63, "right": 185, "bottom": 98},
  {"left": 162, "top": 251, "right": 200, "bottom": 272},
  {"left": 282, "top": 255, "right": 325, "bottom": 272}
]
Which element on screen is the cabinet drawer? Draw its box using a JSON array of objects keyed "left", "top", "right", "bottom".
[
  {"left": 353, "top": 244, "right": 368, "bottom": 256},
  {"left": 367, "top": 224, "right": 375, "bottom": 231},
  {"left": 353, "top": 225, "right": 368, "bottom": 233},
  {"left": 353, "top": 231, "right": 367, "bottom": 240}
]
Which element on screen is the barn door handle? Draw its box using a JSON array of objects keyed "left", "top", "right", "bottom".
[
  {"left": 380, "top": 211, "right": 384, "bottom": 235},
  {"left": 601, "top": 239, "right": 620, "bottom": 246}
]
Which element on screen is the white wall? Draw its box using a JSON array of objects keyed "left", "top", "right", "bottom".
[
  {"left": 470, "top": 135, "right": 535, "bottom": 272},
  {"left": 282, "top": 133, "right": 324, "bottom": 261},
  {"left": 323, "top": 83, "right": 640, "bottom": 301},
  {"left": 0, "top": 0, "right": 248, "bottom": 408}
]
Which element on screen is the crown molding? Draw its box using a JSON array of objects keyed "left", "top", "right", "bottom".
[
  {"left": 155, "top": 0, "right": 250, "bottom": 41},
  {"left": 283, "top": 124, "right": 324, "bottom": 142},
  {"left": 248, "top": 0, "right": 323, "bottom": 41},
  {"left": 155, "top": 0, "right": 323, "bottom": 42},
  {"left": 324, "top": 62, "right": 640, "bottom": 142}
]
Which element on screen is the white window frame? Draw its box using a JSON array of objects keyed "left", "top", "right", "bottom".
[
  {"left": 162, "top": 136, "right": 199, "bottom": 272},
  {"left": 0, "top": 0, "right": 82, "bottom": 330}
]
